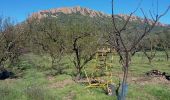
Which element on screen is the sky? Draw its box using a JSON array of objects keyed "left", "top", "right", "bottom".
[{"left": 0, "top": 0, "right": 170, "bottom": 24}]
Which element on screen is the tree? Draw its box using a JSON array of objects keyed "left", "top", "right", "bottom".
[
  {"left": 141, "top": 37, "right": 159, "bottom": 64},
  {"left": 109, "top": 0, "right": 170, "bottom": 99},
  {"left": 71, "top": 33, "right": 97, "bottom": 80},
  {"left": 159, "top": 30, "right": 170, "bottom": 61},
  {"left": 63, "top": 16, "right": 98, "bottom": 80},
  {"left": 0, "top": 17, "right": 24, "bottom": 69},
  {"left": 27, "top": 17, "right": 66, "bottom": 74}
]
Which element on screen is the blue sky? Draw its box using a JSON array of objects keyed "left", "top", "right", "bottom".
[{"left": 0, "top": 0, "right": 170, "bottom": 24}]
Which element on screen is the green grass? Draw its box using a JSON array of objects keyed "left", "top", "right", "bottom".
[{"left": 0, "top": 52, "right": 170, "bottom": 100}]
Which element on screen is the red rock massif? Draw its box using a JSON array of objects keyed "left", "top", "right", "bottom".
[{"left": 30, "top": 6, "right": 168, "bottom": 27}]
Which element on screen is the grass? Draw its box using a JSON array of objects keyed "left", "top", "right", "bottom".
[{"left": 0, "top": 51, "right": 170, "bottom": 100}]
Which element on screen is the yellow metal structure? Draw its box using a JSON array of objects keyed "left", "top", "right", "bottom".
[{"left": 83, "top": 47, "right": 115, "bottom": 93}]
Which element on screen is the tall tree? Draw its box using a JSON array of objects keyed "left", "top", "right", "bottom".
[{"left": 109, "top": 0, "right": 170, "bottom": 99}]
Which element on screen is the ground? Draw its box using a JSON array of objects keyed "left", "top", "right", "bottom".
[{"left": 0, "top": 52, "right": 170, "bottom": 100}]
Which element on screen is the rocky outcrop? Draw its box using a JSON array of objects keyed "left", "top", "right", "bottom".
[
  {"left": 31, "top": 6, "right": 109, "bottom": 19},
  {"left": 30, "top": 6, "right": 168, "bottom": 27}
]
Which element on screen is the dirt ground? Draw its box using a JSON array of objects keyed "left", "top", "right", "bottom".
[
  {"left": 129, "top": 76, "right": 170, "bottom": 86},
  {"left": 47, "top": 76, "right": 75, "bottom": 88}
]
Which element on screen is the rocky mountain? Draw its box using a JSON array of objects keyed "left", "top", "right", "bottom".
[
  {"left": 30, "top": 6, "right": 169, "bottom": 27},
  {"left": 117, "top": 14, "right": 168, "bottom": 27},
  {"left": 31, "top": 6, "right": 109, "bottom": 19}
]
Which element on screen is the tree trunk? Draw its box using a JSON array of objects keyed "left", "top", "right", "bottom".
[
  {"left": 0, "top": 61, "right": 3, "bottom": 70},
  {"left": 148, "top": 58, "right": 152, "bottom": 64},
  {"left": 76, "top": 66, "right": 82, "bottom": 80},
  {"left": 119, "top": 52, "right": 129, "bottom": 100},
  {"left": 164, "top": 50, "right": 169, "bottom": 61},
  {"left": 51, "top": 57, "right": 55, "bottom": 68}
]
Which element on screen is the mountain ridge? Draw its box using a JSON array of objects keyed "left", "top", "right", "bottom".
[
  {"left": 31, "top": 6, "right": 109, "bottom": 19},
  {"left": 30, "top": 6, "right": 169, "bottom": 27}
]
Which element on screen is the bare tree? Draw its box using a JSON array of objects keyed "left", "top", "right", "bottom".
[
  {"left": 159, "top": 30, "right": 170, "bottom": 61},
  {"left": 62, "top": 16, "right": 99, "bottom": 80},
  {"left": 71, "top": 33, "right": 96, "bottom": 80},
  {"left": 109, "top": 0, "right": 170, "bottom": 99},
  {"left": 142, "top": 37, "right": 158, "bottom": 64},
  {"left": 161, "top": 43, "right": 169, "bottom": 61}
]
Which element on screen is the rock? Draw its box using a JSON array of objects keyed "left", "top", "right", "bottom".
[
  {"left": 0, "top": 70, "right": 14, "bottom": 80},
  {"left": 146, "top": 70, "right": 163, "bottom": 76},
  {"left": 107, "top": 84, "right": 116, "bottom": 96},
  {"left": 30, "top": 6, "right": 109, "bottom": 20},
  {"left": 165, "top": 75, "right": 170, "bottom": 81},
  {"left": 146, "top": 70, "right": 170, "bottom": 81}
]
